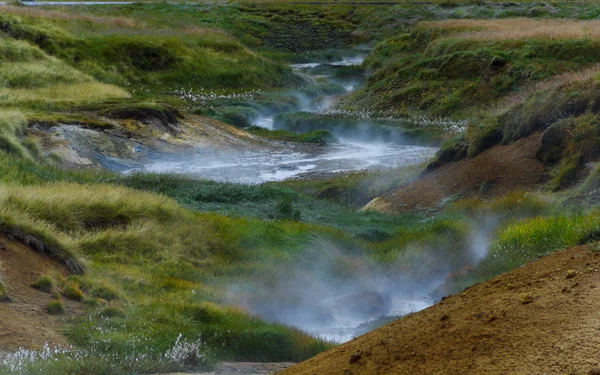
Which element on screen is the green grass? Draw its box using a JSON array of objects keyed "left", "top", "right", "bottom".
[
  {"left": 246, "top": 126, "right": 338, "bottom": 144},
  {"left": 0, "top": 144, "right": 587, "bottom": 375},
  {"left": 0, "top": 7, "right": 303, "bottom": 112},
  {"left": 62, "top": 281, "right": 84, "bottom": 301},
  {"left": 5, "top": 3, "right": 600, "bottom": 373},
  {"left": 276, "top": 164, "right": 423, "bottom": 208},
  {"left": 452, "top": 210, "right": 600, "bottom": 290},
  {"left": 0, "top": 36, "right": 128, "bottom": 106},
  {"left": 0, "top": 180, "right": 338, "bottom": 373},
  {"left": 273, "top": 112, "right": 449, "bottom": 145},
  {"left": 353, "top": 26, "right": 600, "bottom": 117}
]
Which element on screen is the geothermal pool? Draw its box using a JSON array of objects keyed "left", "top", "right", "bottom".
[{"left": 137, "top": 140, "right": 437, "bottom": 184}]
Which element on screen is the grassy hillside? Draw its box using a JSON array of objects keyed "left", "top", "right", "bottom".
[
  {"left": 0, "top": 6, "right": 301, "bottom": 101},
  {"left": 352, "top": 19, "right": 600, "bottom": 116}
]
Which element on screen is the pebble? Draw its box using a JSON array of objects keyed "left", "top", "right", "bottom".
[
  {"left": 520, "top": 293, "right": 534, "bottom": 304},
  {"left": 566, "top": 270, "right": 577, "bottom": 279}
]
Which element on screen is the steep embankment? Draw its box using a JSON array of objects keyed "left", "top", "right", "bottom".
[
  {"left": 281, "top": 245, "right": 600, "bottom": 375},
  {"left": 364, "top": 132, "right": 545, "bottom": 214},
  {"left": 0, "top": 235, "right": 79, "bottom": 350}
]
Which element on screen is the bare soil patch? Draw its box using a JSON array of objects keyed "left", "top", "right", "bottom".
[
  {"left": 364, "top": 133, "right": 545, "bottom": 214},
  {"left": 0, "top": 236, "right": 80, "bottom": 351},
  {"left": 280, "top": 245, "right": 600, "bottom": 375}
]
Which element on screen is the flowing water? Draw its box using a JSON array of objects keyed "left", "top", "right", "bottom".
[{"left": 132, "top": 56, "right": 438, "bottom": 184}]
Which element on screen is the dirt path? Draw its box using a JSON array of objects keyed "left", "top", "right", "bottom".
[
  {"left": 280, "top": 245, "right": 600, "bottom": 375},
  {"left": 364, "top": 133, "right": 545, "bottom": 214}
]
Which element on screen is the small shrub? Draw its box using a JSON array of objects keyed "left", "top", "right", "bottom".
[
  {"left": 83, "top": 297, "right": 100, "bottom": 309},
  {"left": 99, "top": 306, "right": 125, "bottom": 318},
  {"left": 47, "top": 299, "right": 65, "bottom": 315},
  {"left": 32, "top": 275, "right": 54, "bottom": 293},
  {"left": 91, "top": 281, "right": 120, "bottom": 301},
  {"left": 0, "top": 280, "right": 7, "bottom": 301},
  {"left": 62, "top": 281, "right": 84, "bottom": 301}
]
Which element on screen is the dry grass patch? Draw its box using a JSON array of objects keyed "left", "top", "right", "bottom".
[
  {"left": 423, "top": 18, "right": 600, "bottom": 41},
  {"left": 0, "top": 83, "right": 130, "bottom": 103},
  {"left": 0, "top": 5, "right": 139, "bottom": 28}
]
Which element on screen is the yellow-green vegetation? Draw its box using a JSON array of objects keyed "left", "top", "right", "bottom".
[
  {"left": 0, "top": 36, "right": 128, "bottom": 105},
  {"left": 0, "top": 110, "right": 33, "bottom": 159},
  {"left": 452, "top": 209, "right": 600, "bottom": 291},
  {"left": 0, "top": 6, "right": 301, "bottom": 97}
]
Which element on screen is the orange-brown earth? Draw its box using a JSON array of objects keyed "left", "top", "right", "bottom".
[
  {"left": 280, "top": 245, "right": 600, "bottom": 375},
  {"left": 364, "top": 133, "right": 546, "bottom": 214},
  {"left": 0, "top": 236, "right": 80, "bottom": 351}
]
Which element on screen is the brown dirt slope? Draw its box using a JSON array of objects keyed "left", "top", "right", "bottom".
[
  {"left": 0, "top": 235, "right": 80, "bottom": 351},
  {"left": 364, "top": 133, "right": 545, "bottom": 214},
  {"left": 280, "top": 245, "right": 600, "bottom": 375}
]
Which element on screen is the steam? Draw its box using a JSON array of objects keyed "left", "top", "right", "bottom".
[{"left": 227, "top": 220, "right": 498, "bottom": 343}]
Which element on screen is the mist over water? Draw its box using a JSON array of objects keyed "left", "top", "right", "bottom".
[
  {"left": 229, "top": 221, "right": 497, "bottom": 343},
  {"left": 136, "top": 141, "right": 436, "bottom": 184}
]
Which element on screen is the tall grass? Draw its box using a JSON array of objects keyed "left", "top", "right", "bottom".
[
  {"left": 423, "top": 19, "right": 600, "bottom": 41},
  {"left": 0, "top": 37, "right": 129, "bottom": 105},
  {"left": 0, "top": 111, "right": 31, "bottom": 159}
]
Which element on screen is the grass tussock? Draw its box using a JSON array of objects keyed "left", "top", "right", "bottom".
[
  {"left": 32, "top": 274, "right": 55, "bottom": 293},
  {"left": 47, "top": 299, "right": 65, "bottom": 315},
  {"left": 0, "top": 110, "right": 32, "bottom": 159}
]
